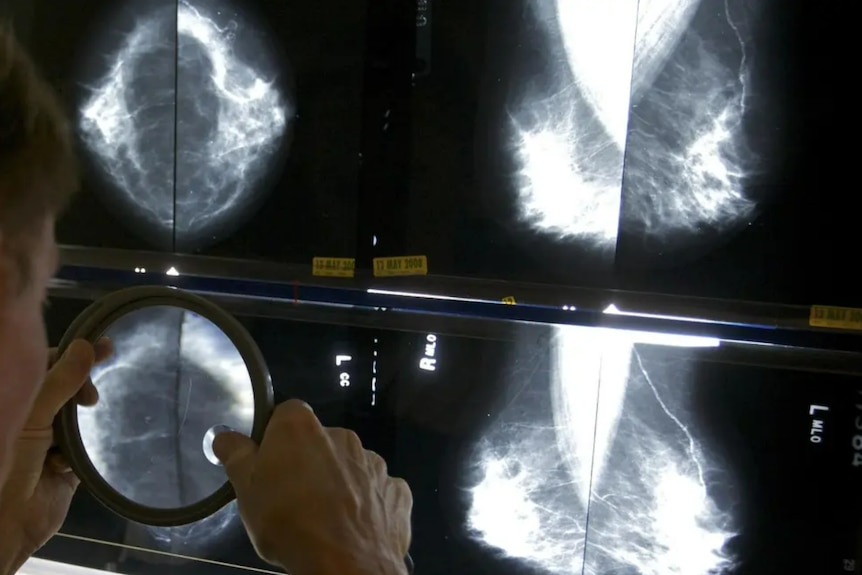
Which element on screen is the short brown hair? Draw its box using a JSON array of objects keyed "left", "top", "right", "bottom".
[{"left": 0, "top": 21, "right": 78, "bottom": 266}]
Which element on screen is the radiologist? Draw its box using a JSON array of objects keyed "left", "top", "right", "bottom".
[{"left": 0, "top": 24, "right": 412, "bottom": 575}]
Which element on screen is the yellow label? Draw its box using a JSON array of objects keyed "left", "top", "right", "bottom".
[
  {"left": 312, "top": 257, "right": 356, "bottom": 278},
  {"left": 502, "top": 296, "right": 517, "bottom": 305},
  {"left": 809, "top": 305, "right": 862, "bottom": 330},
  {"left": 373, "top": 256, "right": 428, "bottom": 277}
]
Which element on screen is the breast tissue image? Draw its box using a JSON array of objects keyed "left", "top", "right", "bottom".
[
  {"left": 509, "top": 0, "right": 761, "bottom": 263},
  {"left": 78, "top": 306, "right": 255, "bottom": 510},
  {"left": 76, "top": 0, "right": 292, "bottom": 251}
]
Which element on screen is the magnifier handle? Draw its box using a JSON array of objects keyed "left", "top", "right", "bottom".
[{"left": 405, "top": 553, "right": 415, "bottom": 574}]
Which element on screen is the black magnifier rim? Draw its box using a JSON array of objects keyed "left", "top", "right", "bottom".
[{"left": 54, "top": 286, "right": 274, "bottom": 527}]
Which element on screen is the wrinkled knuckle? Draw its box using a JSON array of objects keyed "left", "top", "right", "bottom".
[
  {"left": 390, "top": 477, "right": 413, "bottom": 505},
  {"left": 278, "top": 398, "right": 310, "bottom": 416},
  {"left": 330, "top": 427, "right": 363, "bottom": 450},
  {"left": 274, "top": 400, "right": 318, "bottom": 428},
  {"left": 345, "top": 429, "right": 362, "bottom": 448},
  {"left": 338, "top": 487, "right": 362, "bottom": 517},
  {"left": 367, "top": 450, "right": 388, "bottom": 474}
]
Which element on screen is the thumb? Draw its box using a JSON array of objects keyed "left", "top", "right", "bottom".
[{"left": 213, "top": 431, "right": 257, "bottom": 491}]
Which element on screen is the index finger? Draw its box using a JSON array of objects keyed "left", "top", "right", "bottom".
[
  {"left": 75, "top": 337, "right": 113, "bottom": 407},
  {"left": 27, "top": 339, "right": 96, "bottom": 429},
  {"left": 93, "top": 336, "right": 113, "bottom": 363},
  {"left": 260, "top": 400, "right": 325, "bottom": 451},
  {"left": 265, "top": 400, "right": 322, "bottom": 431}
]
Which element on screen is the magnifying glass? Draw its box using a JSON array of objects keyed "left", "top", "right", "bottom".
[
  {"left": 53, "top": 286, "right": 274, "bottom": 526},
  {"left": 52, "top": 286, "right": 414, "bottom": 572}
]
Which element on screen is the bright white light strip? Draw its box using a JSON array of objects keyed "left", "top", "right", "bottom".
[
  {"left": 614, "top": 328, "right": 719, "bottom": 348},
  {"left": 605, "top": 303, "right": 730, "bottom": 325},
  {"left": 19, "top": 558, "right": 122, "bottom": 575},
  {"left": 33, "top": 532, "right": 283, "bottom": 575},
  {"left": 604, "top": 305, "right": 720, "bottom": 347},
  {"left": 367, "top": 288, "right": 491, "bottom": 304}
]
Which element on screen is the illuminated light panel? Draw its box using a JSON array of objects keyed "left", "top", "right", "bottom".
[
  {"left": 79, "top": 306, "right": 254, "bottom": 539},
  {"left": 605, "top": 302, "right": 763, "bottom": 331},
  {"left": 604, "top": 304, "right": 722, "bottom": 347},
  {"left": 79, "top": 0, "right": 291, "bottom": 250},
  {"left": 24, "top": 531, "right": 282, "bottom": 574},
  {"left": 554, "top": 0, "right": 641, "bottom": 148},
  {"left": 515, "top": 0, "right": 759, "bottom": 252},
  {"left": 512, "top": 117, "right": 624, "bottom": 244},
  {"left": 468, "top": 429, "right": 586, "bottom": 572},
  {"left": 19, "top": 558, "right": 123, "bottom": 575},
  {"left": 577, "top": 343, "right": 736, "bottom": 574},
  {"left": 77, "top": 307, "right": 254, "bottom": 553},
  {"left": 468, "top": 325, "right": 734, "bottom": 574},
  {"left": 620, "top": 0, "right": 758, "bottom": 243},
  {"left": 621, "top": 84, "right": 755, "bottom": 238},
  {"left": 469, "top": 453, "right": 584, "bottom": 570},
  {"left": 629, "top": 0, "right": 703, "bottom": 105},
  {"left": 166, "top": 266, "right": 180, "bottom": 277},
  {"left": 511, "top": 0, "right": 640, "bottom": 245}
]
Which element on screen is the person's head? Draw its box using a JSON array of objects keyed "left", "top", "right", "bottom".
[{"left": 0, "top": 22, "right": 78, "bottom": 481}]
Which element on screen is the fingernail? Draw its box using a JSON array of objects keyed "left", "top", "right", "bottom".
[{"left": 302, "top": 401, "right": 314, "bottom": 413}]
